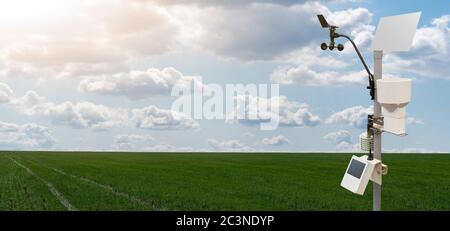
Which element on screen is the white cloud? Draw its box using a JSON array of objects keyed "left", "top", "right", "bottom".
[
  {"left": 229, "top": 95, "right": 321, "bottom": 127},
  {"left": 113, "top": 133, "right": 194, "bottom": 151},
  {"left": 142, "top": 143, "right": 194, "bottom": 152},
  {"left": 112, "top": 134, "right": 154, "bottom": 150},
  {"left": 326, "top": 105, "right": 373, "bottom": 128},
  {"left": 0, "top": 1, "right": 179, "bottom": 79},
  {"left": 324, "top": 129, "right": 357, "bottom": 151},
  {"left": 406, "top": 117, "right": 424, "bottom": 125},
  {"left": 324, "top": 129, "right": 351, "bottom": 143},
  {"left": 15, "top": 92, "right": 129, "bottom": 131},
  {"left": 0, "top": 1, "right": 346, "bottom": 79},
  {"left": 0, "top": 121, "right": 54, "bottom": 149},
  {"left": 79, "top": 67, "right": 204, "bottom": 99},
  {"left": 261, "top": 135, "right": 290, "bottom": 146},
  {"left": 3, "top": 40, "right": 128, "bottom": 79},
  {"left": 335, "top": 141, "right": 357, "bottom": 151},
  {"left": 14, "top": 90, "right": 46, "bottom": 107},
  {"left": 174, "top": 1, "right": 329, "bottom": 60},
  {"left": 207, "top": 138, "right": 253, "bottom": 151},
  {"left": 0, "top": 82, "right": 15, "bottom": 103},
  {"left": 271, "top": 65, "right": 366, "bottom": 85},
  {"left": 132, "top": 105, "right": 199, "bottom": 130},
  {"left": 40, "top": 101, "right": 129, "bottom": 131},
  {"left": 12, "top": 89, "right": 199, "bottom": 131},
  {"left": 0, "top": 1, "right": 379, "bottom": 82}
]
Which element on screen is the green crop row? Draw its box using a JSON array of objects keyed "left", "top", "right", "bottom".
[{"left": 0, "top": 152, "right": 448, "bottom": 211}]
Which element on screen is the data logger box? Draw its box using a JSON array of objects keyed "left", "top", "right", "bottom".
[{"left": 341, "top": 155, "right": 382, "bottom": 195}]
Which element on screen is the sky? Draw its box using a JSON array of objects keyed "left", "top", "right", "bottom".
[{"left": 0, "top": 0, "right": 448, "bottom": 153}]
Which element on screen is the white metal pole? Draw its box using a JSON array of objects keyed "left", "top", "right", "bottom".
[{"left": 373, "top": 50, "right": 383, "bottom": 211}]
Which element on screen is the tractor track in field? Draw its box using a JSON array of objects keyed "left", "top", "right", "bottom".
[
  {"left": 5, "top": 155, "right": 78, "bottom": 211},
  {"left": 22, "top": 156, "right": 167, "bottom": 211}
]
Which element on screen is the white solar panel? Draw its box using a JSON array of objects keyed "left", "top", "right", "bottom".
[{"left": 372, "top": 12, "right": 421, "bottom": 53}]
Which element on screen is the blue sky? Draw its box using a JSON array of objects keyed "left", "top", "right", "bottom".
[{"left": 0, "top": 0, "right": 448, "bottom": 152}]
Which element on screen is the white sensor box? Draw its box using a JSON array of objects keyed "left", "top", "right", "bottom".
[
  {"left": 377, "top": 78, "right": 411, "bottom": 135},
  {"left": 341, "top": 155, "right": 382, "bottom": 195}
]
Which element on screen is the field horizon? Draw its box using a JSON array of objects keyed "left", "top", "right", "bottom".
[{"left": 1, "top": 151, "right": 449, "bottom": 211}]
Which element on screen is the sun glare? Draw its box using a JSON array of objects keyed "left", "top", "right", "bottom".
[{"left": 0, "top": 0, "right": 69, "bottom": 22}]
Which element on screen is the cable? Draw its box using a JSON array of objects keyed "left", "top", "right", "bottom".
[{"left": 336, "top": 33, "right": 375, "bottom": 100}]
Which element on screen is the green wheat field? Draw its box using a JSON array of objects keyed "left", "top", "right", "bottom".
[{"left": 0, "top": 152, "right": 449, "bottom": 211}]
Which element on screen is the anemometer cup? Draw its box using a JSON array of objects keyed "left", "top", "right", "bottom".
[{"left": 320, "top": 42, "right": 344, "bottom": 51}]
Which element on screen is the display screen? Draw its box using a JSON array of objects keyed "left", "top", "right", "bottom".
[{"left": 347, "top": 159, "right": 366, "bottom": 179}]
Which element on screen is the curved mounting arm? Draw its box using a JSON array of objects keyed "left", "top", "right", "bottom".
[{"left": 336, "top": 33, "right": 375, "bottom": 100}]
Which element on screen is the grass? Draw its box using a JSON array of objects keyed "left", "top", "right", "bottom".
[{"left": 0, "top": 151, "right": 449, "bottom": 211}]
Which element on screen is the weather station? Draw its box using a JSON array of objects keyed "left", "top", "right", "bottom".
[{"left": 317, "top": 12, "right": 421, "bottom": 211}]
